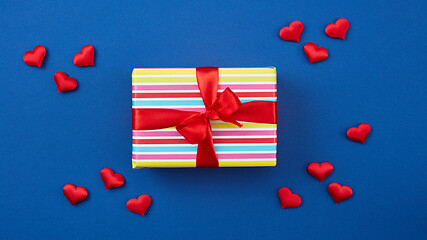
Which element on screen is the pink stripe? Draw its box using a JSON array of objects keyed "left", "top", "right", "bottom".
[
  {"left": 131, "top": 107, "right": 205, "bottom": 112},
  {"left": 132, "top": 84, "right": 275, "bottom": 91},
  {"left": 172, "top": 108, "right": 204, "bottom": 112},
  {"left": 132, "top": 153, "right": 276, "bottom": 160},
  {"left": 133, "top": 130, "right": 276, "bottom": 137},
  {"left": 134, "top": 67, "right": 275, "bottom": 69}
]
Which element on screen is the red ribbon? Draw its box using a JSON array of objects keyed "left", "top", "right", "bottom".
[{"left": 133, "top": 67, "right": 277, "bottom": 167}]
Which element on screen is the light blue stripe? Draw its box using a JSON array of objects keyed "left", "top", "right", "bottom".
[
  {"left": 132, "top": 99, "right": 276, "bottom": 107},
  {"left": 132, "top": 145, "right": 276, "bottom": 152}
]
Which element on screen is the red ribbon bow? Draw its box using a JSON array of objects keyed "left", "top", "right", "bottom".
[{"left": 132, "top": 67, "right": 277, "bottom": 167}]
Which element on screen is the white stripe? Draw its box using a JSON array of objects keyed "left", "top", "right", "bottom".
[
  {"left": 132, "top": 143, "right": 276, "bottom": 147},
  {"left": 132, "top": 97, "right": 276, "bottom": 101},
  {"left": 132, "top": 158, "right": 276, "bottom": 162},
  {"left": 132, "top": 151, "right": 276, "bottom": 154},
  {"left": 133, "top": 68, "right": 194, "bottom": 70},
  {"left": 131, "top": 121, "right": 273, "bottom": 125},
  {"left": 220, "top": 74, "right": 275, "bottom": 77},
  {"left": 132, "top": 89, "right": 276, "bottom": 93},
  {"left": 220, "top": 158, "right": 276, "bottom": 162},
  {"left": 133, "top": 128, "right": 276, "bottom": 132},
  {"left": 132, "top": 74, "right": 275, "bottom": 78},
  {"left": 133, "top": 75, "right": 194, "bottom": 78},
  {"left": 210, "top": 120, "right": 267, "bottom": 124},
  {"left": 133, "top": 135, "right": 276, "bottom": 139},
  {"left": 133, "top": 67, "right": 275, "bottom": 70},
  {"left": 132, "top": 82, "right": 275, "bottom": 86},
  {"left": 134, "top": 136, "right": 184, "bottom": 139},
  {"left": 132, "top": 105, "right": 205, "bottom": 108}
]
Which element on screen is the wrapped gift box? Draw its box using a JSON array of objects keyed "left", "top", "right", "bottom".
[{"left": 132, "top": 67, "right": 277, "bottom": 168}]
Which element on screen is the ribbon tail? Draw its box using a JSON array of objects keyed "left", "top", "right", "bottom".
[{"left": 196, "top": 124, "right": 218, "bottom": 167}]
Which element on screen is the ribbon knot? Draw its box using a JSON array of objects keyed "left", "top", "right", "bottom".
[
  {"left": 203, "top": 109, "right": 214, "bottom": 119},
  {"left": 132, "top": 67, "right": 277, "bottom": 167},
  {"left": 176, "top": 87, "right": 243, "bottom": 145}
]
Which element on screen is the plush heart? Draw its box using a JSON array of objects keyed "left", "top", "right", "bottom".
[
  {"left": 100, "top": 168, "right": 125, "bottom": 190},
  {"left": 127, "top": 195, "right": 151, "bottom": 216},
  {"left": 278, "top": 187, "right": 301, "bottom": 208},
  {"left": 347, "top": 123, "right": 371, "bottom": 144},
  {"left": 73, "top": 45, "right": 94, "bottom": 67},
  {"left": 54, "top": 72, "right": 77, "bottom": 93},
  {"left": 325, "top": 18, "right": 349, "bottom": 40},
  {"left": 328, "top": 183, "right": 353, "bottom": 203},
  {"left": 304, "top": 42, "right": 328, "bottom": 64},
  {"left": 23, "top": 45, "right": 46, "bottom": 67},
  {"left": 279, "top": 21, "right": 304, "bottom": 42},
  {"left": 63, "top": 184, "right": 88, "bottom": 206},
  {"left": 308, "top": 162, "right": 333, "bottom": 182}
]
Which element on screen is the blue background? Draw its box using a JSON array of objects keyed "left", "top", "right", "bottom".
[{"left": 1, "top": 0, "right": 426, "bottom": 239}]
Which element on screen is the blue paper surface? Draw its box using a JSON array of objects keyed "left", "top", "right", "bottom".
[{"left": 0, "top": 0, "right": 426, "bottom": 239}]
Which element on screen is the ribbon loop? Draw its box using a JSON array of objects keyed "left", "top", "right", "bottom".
[{"left": 212, "top": 87, "right": 242, "bottom": 119}]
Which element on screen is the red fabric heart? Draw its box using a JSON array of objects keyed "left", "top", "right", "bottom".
[
  {"left": 63, "top": 184, "right": 88, "bottom": 206},
  {"left": 73, "top": 45, "right": 94, "bottom": 67},
  {"left": 54, "top": 72, "right": 77, "bottom": 93},
  {"left": 325, "top": 18, "right": 349, "bottom": 40},
  {"left": 279, "top": 21, "right": 304, "bottom": 42},
  {"left": 278, "top": 187, "right": 301, "bottom": 208},
  {"left": 100, "top": 168, "right": 125, "bottom": 190},
  {"left": 308, "top": 162, "right": 333, "bottom": 182},
  {"left": 328, "top": 183, "right": 353, "bottom": 203},
  {"left": 127, "top": 195, "right": 151, "bottom": 216},
  {"left": 23, "top": 45, "right": 46, "bottom": 67},
  {"left": 304, "top": 42, "right": 328, "bottom": 64},
  {"left": 347, "top": 123, "right": 371, "bottom": 144}
]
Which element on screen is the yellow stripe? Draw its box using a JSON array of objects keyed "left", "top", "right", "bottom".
[
  {"left": 132, "top": 76, "right": 275, "bottom": 83},
  {"left": 132, "top": 68, "right": 276, "bottom": 75},
  {"left": 219, "top": 68, "right": 276, "bottom": 74},
  {"left": 132, "top": 160, "right": 276, "bottom": 168},
  {"left": 132, "top": 77, "right": 196, "bottom": 83},
  {"left": 219, "top": 160, "right": 276, "bottom": 167}
]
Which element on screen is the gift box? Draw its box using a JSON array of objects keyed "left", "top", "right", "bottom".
[{"left": 132, "top": 67, "right": 277, "bottom": 168}]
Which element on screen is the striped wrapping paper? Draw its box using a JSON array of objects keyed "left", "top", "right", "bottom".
[{"left": 132, "top": 67, "right": 277, "bottom": 168}]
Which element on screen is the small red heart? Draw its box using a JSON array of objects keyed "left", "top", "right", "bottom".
[
  {"left": 279, "top": 21, "right": 304, "bottom": 42},
  {"left": 328, "top": 183, "right": 353, "bottom": 203},
  {"left": 54, "top": 72, "right": 77, "bottom": 93},
  {"left": 73, "top": 45, "right": 94, "bottom": 67},
  {"left": 100, "top": 168, "right": 125, "bottom": 190},
  {"left": 325, "top": 18, "right": 349, "bottom": 40},
  {"left": 304, "top": 42, "right": 328, "bottom": 64},
  {"left": 308, "top": 162, "right": 333, "bottom": 182},
  {"left": 127, "top": 195, "right": 152, "bottom": 216},
  {"left": 63, "top": 184, "right": 88, "bottom": 206},
  {"left": 278, "top": 187, "right": 301, "bottom": 208},
  {"left": 23, "top": 45, "right": 46, "bottom": 67},
  {"left": 347, "top": 123, "right": 371, "bottom": 144}
]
